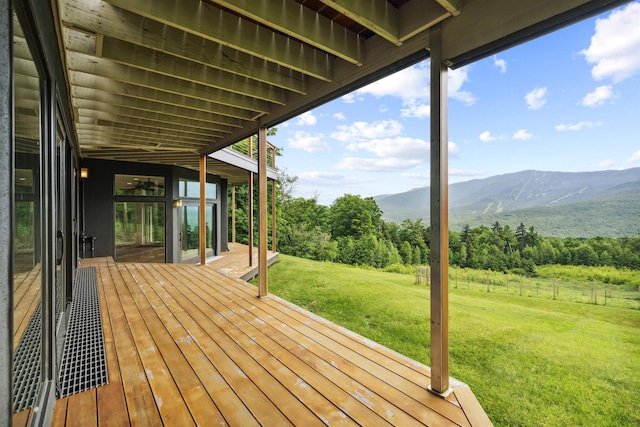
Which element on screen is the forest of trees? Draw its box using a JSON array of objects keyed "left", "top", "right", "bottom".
[{"left": 230, "top": 172, "right": 640, "bottom": 275}]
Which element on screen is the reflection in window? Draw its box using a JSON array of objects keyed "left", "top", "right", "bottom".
[
  {"left": 115, "top": 174, "right": 165, "bottom": 196},
  {"left": 115, "top": 202, "right": 165, "bottom": 262}
]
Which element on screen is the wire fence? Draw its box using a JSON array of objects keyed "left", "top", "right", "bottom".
[{"left": 414, "top": 266, "right": 640, "bottom": 310}]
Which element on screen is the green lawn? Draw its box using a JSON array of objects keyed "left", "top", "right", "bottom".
[{"left": 256, "top": 255, "right": 640, "bottom": 426}]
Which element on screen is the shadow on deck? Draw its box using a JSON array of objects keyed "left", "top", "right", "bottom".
[{"left": 50, "top": 257, "right": 490, "bottom": 426}]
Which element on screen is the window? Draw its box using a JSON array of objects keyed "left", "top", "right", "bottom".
[{"left": 178, "top": 179, "right": 217, "bottom": 199}]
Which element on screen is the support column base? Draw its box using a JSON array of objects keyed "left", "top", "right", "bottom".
[{"left": 428, "top": 385, "right": 453, "bottom": 398}]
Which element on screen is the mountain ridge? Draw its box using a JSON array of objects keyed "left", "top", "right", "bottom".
[{"left": 374, "top": 168, "right": 640, "bottom": 238}]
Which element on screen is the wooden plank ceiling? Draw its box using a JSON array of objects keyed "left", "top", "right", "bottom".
[{"left": 54, "top": 0, "right": 628, "bottom": 175}]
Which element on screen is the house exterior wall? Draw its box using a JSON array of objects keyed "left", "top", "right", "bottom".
[{"left": 82, "top": 158, "right": 229, "bottom": 262}]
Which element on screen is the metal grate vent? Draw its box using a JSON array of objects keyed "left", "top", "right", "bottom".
[
  {"left": 58, "top": 267, "right": 108, "bottom": 398},
  {"left": 13, "top": 301, "right": 42, "bottom": 413}
]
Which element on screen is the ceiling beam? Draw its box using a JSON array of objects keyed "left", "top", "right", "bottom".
[
  {"left": 66, "top": 52, "right": 275, "bottom": 113},
  {"left": 77, "top": 123, "right": 213, "bottom": 144},
  {"left": 71, "top": 97, "right": 243, "bottom": 130},
  {"left": 102, "top": 0, "right": 334, "bottom": 81},
  {"left": 210, "top": 0, "right": 363, "bottom": 65},
  {"left": 74, "top": 100, "right": 238, "bottom": 132},
  {"left": 398, "top": 0, "right": 451, "bottom": 42},
  {"left": 72, "top": 86, "right": 244, "bottom": 130},
  {"left": 434, "top": 0, "right": 462, "bottom": 16},
  {"left": 61, "top": 0, "right": 306, "bottom": 93},
  {"left": 77, "top": 140, "right": 200, "bottom": 153},
  {"left": 77, "top": 110, "right": 221, "bottom": 137},
  {"left": 317, "top": 0, "right": 401, "bottom": 46},
  {"left": 66, "top": 39, "right": 287, "bottom": 105},
  {"left": 69, "top": 72, "right": 263, "bottom": 119},
  {"left": 79, "top": 118, "right": 224, "bottom": 140},
  {"left": 77, "top": 133, "right": 206, "bottom": 150}
]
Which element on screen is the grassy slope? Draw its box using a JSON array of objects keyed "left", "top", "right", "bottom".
[{"left": 259, "top": 255, "right": 640, "bottom": 426}]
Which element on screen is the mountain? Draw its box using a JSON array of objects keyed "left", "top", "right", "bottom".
[{"left": 374, "top": 169, "right": 640, "bottom": 237}]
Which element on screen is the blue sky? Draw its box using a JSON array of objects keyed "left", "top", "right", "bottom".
[{"left": 269, "top": 2, "right": 640, "bottom": 206}]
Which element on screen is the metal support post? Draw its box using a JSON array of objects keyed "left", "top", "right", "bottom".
[
  {"left": 429, "top": 23, "right": 451, "bottom": 397},
  {"left": 258, "top": 126, "right": 268, "bottom": 297}
]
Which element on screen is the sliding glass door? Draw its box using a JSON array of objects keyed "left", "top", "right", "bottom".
[
  {"left": 13, "top": 8, "right": 43, "bottom": 416},
  {"left": 12, "top": 6, "right": 75, "bottom": 421}
]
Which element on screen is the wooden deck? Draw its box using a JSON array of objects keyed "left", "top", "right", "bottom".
[
  {"left": 208, "top": 242, "right": 279, "bottom": 281},
  {"left": 51, "top": 258, "right": 491, "bottom": 426}
]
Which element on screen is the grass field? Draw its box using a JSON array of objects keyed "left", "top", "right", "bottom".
[{"left": 256, "top": 255, "right": 640, "bottom": 426}]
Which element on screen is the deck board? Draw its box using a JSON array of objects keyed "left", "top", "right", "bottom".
[
  {"left": 66, "top": 390, "right": 96, "bottom": 427},
  {"left": 95, "top": 264, "right": 129, "bottom": 427},
  {"left": 52, "top": 258, "right": 490, "bottom": 426},
  {"left": 99, "top": 262, "right": 163, "bottom": 426}
]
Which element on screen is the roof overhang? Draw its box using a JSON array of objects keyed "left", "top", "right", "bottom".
[{"left": 39, "top": 0, "right": 631, "bottom": 170}]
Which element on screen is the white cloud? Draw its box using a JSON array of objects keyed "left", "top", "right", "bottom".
[
  {"left": 356, "top": 63, "right": 429, "bottom": 101},
  {"left": 342, "top": 93, "right": 355, "bottom": 104},
  {"left": 448, "top": 67, "right": 477, "bottom": 106},
  {"left": 331, "top": 120, "right": 403, "bottom": 143},
  {"left": 335, "top": 137, "right": 459, "bottom": 172},
  {"left": 479, "top": 131, "right": 497, "bottom": 142},
  {"left": 296, "top": 111, "right": 317, "bottom": 126},
  {"left": 581, "top": 2, "right": 640, "bottom": 83},
  {"left": 598, "top": 159, "right": 615, "bottom": 168},
  {"left": 628, "top": 150, "right": 640, "bottom": 163},
  {"left": 513, "top": 129, "right": 533, "bottom": 140},
  {"left": 448, "top": 141, "right": 460, "bottom": 156},
  {"left": 287, "top": 131, "right": 331, "bottom": 153},
  {"left": 336, "top": 157, "right": 423, "bottom": 171},
  {"left": 555, "top": 121, "right": 603, "bottom": 131},
  {"left": 347, "top": 137, "right": 429, "bottom": 159},
  {"left": 494, "top": 55, "right": 507, "bottom": 74},
  {"left": 581, "top": 85, "right": 613, "bottom": 107},
  {"left": 525, "top": 87, "right": 547, "bottom": 110},
  {"left": 333, "top": 112, "right": 346, "bottom": 121},
  {"left": 401, "top": 103, "right": 430, "bottom": 118}
]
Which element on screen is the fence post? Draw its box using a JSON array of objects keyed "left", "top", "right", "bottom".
[
  {"left": 415, "top": 266, "right": 429, "bottom": 284},
  {"left": 519, "top": 275, "right": 523, "bottom": 296}
]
